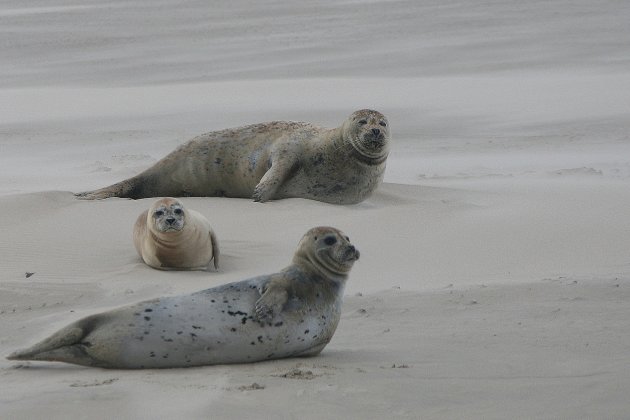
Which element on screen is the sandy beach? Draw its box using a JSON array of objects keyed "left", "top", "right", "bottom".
[{"left": 1, "top": 1, "right": 630, "bottom": 418}]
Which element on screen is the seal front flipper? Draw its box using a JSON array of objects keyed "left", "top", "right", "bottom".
[
  {"left": 252, "top": 147, "right": 300, "bottom": 202},
  {"left": 210, "top": 228, "right": 220, "bottom": 270},
  {"left": 255, "top": 274, "right": 290, "bottom": 322},
  {"left": 252, "top": 165, "right": 287, "bottom": 202}
]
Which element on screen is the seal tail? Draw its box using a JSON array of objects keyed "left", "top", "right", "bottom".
[
  {"left": 75, "top": 175, "right": 147, "bottom": 200},
  {"left": 7, "top": 318, "right": 101, "bottom": 367}
]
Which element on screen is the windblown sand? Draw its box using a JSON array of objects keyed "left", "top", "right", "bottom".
[{"left": 1, "top": 1, "right": 630, "bottom": 418}]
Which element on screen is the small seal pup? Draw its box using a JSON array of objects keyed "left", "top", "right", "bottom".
[
  {"left": 76, "top": 109, "right": 390, "bottom": 204},
  {"left": 7, "top": 227, "right": 359, "bottom": 369},
  {"left": 133, "top": 197, "right": 219, "bottom": 271}
]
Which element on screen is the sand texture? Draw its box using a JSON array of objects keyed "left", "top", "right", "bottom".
[{"left": 1, "top": 1, "right": 630, "bottom": 418}]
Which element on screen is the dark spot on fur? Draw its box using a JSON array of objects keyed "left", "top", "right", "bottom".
[
  {"left": 257, "top": 336, "right": 263, "bottom": 343},
  {"left": 144, "top": 331, "right": 149, "bottom": 335},
  {"left": 241, "top": 317, "right": 247, "bottom": 324},
  {"left": 230, "top": 327, "right": 237, "bottom": 332},
  {"left": 211, "top": 299, "right": 216, "bottom": 303},
  {"left": 144, "top": 316, "right": 151, "bottom": 321},
  {"left": 144, "top": 308, "right": 153, "bottom": 312},
  {"left": 331, "top": 184, "right": 344, "bottom": 193},
  {"left": 162, "top": 354, "right": 169, "bottom": 359},
  {"left": 134, "top": 312, "right": 141, "bottom": 316},
  {"left": 177, "top": 331, "right": 183, "bottom": 335},
  {"left": 274, "top": 321, "right": 283, "bottom": 327},
  {"left": 192, "top": 325, "right": 203, "bottom": 329},
  {"left": 190, "top": 333, "right": 197, "bottom": 338},
  {"left": 250, "top": 341, "right": 256, "bottom": 345},
  {"left": 214, "top": 158, "right": 222, "bottom": 164},
  {"left": 149, "top": 352, "right": 155, "bottom": 358},
  {"left": 304, "top": 329, "right": 310, "bottom": 334},
  {"left": 313, "top": 153, "right": 325, "bottom": 165}
]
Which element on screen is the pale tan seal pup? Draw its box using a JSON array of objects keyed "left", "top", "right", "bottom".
[
  {"left": 133, "top": 197, "right": 219, "bottom": 271},
  {"left": 7, "top": 227, "right": 359, "bottom": 369},
  {"left": 76, "top": 109, "right": 390, "bottom": 204}
]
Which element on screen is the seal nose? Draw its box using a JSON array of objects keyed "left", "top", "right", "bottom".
[
  {"left": 166, "top": 217, "right": 176, "bottom": 225},
  {"left": 348, "top": 245, "right": 359, "bottom": 260},
  {"left": 371, "top": 128, "right": 380, "bottom": 137}
]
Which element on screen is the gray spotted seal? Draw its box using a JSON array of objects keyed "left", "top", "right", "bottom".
[
  {"left": 7, "top": 227, "right": 359, "bottom": 369},
  {"left": 133, "top": 197, "right": 219, "bottom": 271},
  {"left": 76, "top": 109, "right": 390, "bottom": 204}
]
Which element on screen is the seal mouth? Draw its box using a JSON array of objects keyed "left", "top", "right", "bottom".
[
  {"left": 362, "top": 133, "right": 385, "bottom": 149},
  {"left": 342, "top": 246, "right": 360, "bottom": 262},
  {"left": 157, "top": 224, "right": 184, "bottom": 233}
]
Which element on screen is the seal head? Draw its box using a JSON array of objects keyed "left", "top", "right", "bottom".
[
  {"left": 151, "top": 198, "right": 186, "bottom": 232},
  {"left": 344, "top": 109, "right": 390, "bottom": 164}
]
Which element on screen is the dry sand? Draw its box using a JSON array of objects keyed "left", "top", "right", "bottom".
[{"left": 1, "top": 1, "right": 630, "bottom": 419}]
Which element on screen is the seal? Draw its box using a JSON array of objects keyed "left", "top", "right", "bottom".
[
  {"left": 7, "top": 226, "right": 359, "bottom": 369},
  {"left": 133, "top": 197, "right": 219, "bottom": 271},
  {"left": 76, "top": 109, "right": 390, "bottom": 204}
]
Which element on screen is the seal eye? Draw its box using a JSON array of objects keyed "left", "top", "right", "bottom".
[
  {"left": 379, "top": 121, "right": 387, "bottom": 127},
  {"left": 358, "top": 119, "right": 367, "bottom": 125},
  {"left": 154, "top": 210, "right": 164, "bottom": 217},
  {"left": 324, "top": 236, "right": 337, "bottom": 246},
  {"left": 173, "top": 208, "right": 183, "bottom": 215}
]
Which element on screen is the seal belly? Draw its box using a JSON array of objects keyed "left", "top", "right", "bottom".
[{"left": 94, "top": 280, "right": 336, "bottom": 368}]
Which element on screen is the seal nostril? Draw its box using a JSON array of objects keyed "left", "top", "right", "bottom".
[
  {"left": 371, "top": 128, "right": 380, "bottom": 136},
  {"left": 166, "top": 217, "right": 176, "bottom": 224}
]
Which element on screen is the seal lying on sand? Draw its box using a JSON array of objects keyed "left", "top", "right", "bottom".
[
  {"left": 76, "top": 109, "right": 390, "bottom": 204},
  {"left": 133, "top": 197, "right": 219, "bottom": 271},
  {"left": 7, "top": 227, "right": 359, "bottom": 368}
]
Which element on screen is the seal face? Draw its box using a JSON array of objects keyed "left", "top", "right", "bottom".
[
  {"left": 133, "top": 198, "right": 219, "bottom": 271},
  {"left": 7, "top": 227, "right": 359, "bottom": 369},
  {"left": 76, "top": 109, "right": 390, "bottom": 204}
]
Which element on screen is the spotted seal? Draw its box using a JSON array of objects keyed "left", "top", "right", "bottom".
[
  {"left": 76, "top": 109, "right": 390, "bottom": 204},
  {"left": 133, "top": 197, "right": 219, "bottom": 271},
  {"left": 7, "top": 227, "right": 359, "bottom": 368}
]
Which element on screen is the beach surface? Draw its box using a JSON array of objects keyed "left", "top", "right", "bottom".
[{"left": 1, "top": 1, "right": 630, "bottom": 418}]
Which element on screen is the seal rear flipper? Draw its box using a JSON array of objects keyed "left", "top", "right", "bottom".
[
  {"left": 75, "top": 175, "right": 147, "bottom": 200},
  {"left": 7, "top": 324, "right": 100, "bottom": 367},
  {"left": 8, "top": 343, "right": 102, "bottom": 367},
  {"left": 210, "top": 228, "right": 220, "bottom": 270},
  {"left": 7, "top": 326, "right": 84, "bottom": 359}
]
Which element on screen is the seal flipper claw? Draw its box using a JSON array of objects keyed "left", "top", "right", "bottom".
[{"left": 255, "top": 284, "right": 288, "bottom": 322}]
